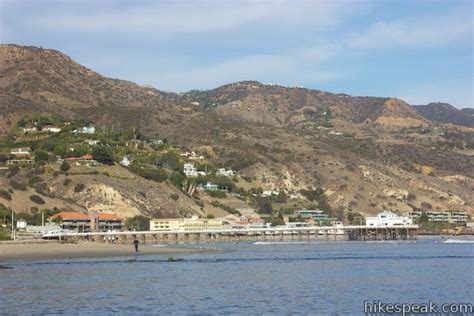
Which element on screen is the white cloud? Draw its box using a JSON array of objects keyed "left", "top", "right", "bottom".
[
  {"left": 349, "top": 10, "right": 473, "bottom": 49},
  {"left": 23, "top": 0, "right": 352, "bottom": 37}
]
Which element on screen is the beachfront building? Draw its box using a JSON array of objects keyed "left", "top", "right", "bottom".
[
  {"left": 366, "top": 211, "right": 413, "bottom": 227},
  {"left": 49, "top": 211, "right": 91, "bottom": 232},
  {"left": 48, "top": 211, "right": 123, "bottom": 232},
  {"left": 89, "top": 212, "right": 123, "bottom": 232},
  {"left": 149, "top": 216, "right": 223, "bottom": 232},
  {"left": 407, "top": 211, "right": 468, "bottom": 224},
  {"left": 297, "top": 209, "right": 337, "bottom": 223}
]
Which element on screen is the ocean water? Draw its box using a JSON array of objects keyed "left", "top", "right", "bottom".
[{"left": 1, "top": 238, "right": 473, "bottom": 315}]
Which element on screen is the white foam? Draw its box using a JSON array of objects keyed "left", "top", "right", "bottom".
[{"left": 443, "top": 239, "right": 474, "bottom": 244}]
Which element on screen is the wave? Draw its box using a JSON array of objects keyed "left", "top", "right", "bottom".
[
  {"left": 443, "top": 239, "right": 474, "bottom": 244},
  {"left": 253, "top": 241, "right": 312, "bottom": 245}
]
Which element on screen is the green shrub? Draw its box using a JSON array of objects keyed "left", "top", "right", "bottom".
[
  {"left": 207, "top": 190, "right": 226, "bottom": 198},
  {"left": 92, "top": 146, "right": 114, "bottom": 165},
  {"left": 28, "top": 176, "right": 42, "bottom": 187},
  {"left": 74, "top": 183, "right": 85, "bottom": 193},
  {"left": 63, "top": 178, "right": 72, "bottom": 186},
  {"left": 10, "top": 180, "right": 27, "bottom": 191},
  {"left": 0, "top": 190, "right": 12, "bottom": 201},
  {"left": 29, "top": 194, "right": 45, "bottom": 204},
  {"left": 34, "top": 150, "right": 50, "bottom": 164},
  {"left": 60, "top": 161, "right": 71, "bottom": 172}
]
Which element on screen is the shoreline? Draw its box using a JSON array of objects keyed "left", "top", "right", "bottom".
[{"left": 0, "top": 241, "right": 221, "bottom": 262}]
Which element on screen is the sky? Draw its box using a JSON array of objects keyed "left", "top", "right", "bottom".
[{"left": 1, "top": 0, "right": 473, "bottom": 108}]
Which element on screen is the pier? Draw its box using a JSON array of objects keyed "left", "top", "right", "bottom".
[{"left": 55, "top": 225, "right": 419, "bottom": 244}]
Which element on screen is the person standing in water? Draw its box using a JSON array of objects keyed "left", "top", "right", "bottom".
[{"left": 133, "top": 238, "right": 139, "bottom": 252}]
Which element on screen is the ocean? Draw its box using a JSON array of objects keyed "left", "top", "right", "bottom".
[{"left": 1, "top": 237, "right": 473, "bottom": 315}]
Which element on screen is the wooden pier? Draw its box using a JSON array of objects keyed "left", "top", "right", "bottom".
[{"left": 56, "top": 225, "right": 418, "bottom": 244}]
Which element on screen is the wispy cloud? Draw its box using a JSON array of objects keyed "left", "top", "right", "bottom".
[
  {"left": 349, "top": 9, "right": 473, "bottom": 49},
  {"left": 21, "top": 0, "right": 352, "bottom": 36},
  {"left": 1, "top": 0, "right": 472, "bottom": 106}
]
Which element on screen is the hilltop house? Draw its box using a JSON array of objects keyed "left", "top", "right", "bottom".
[
  {"left": 262, "top": 190, "right": 279, "bottom": 197},
  {"left": 65, "top": 154, "right": 94, "bottom": 162},
  {"left": 183, "top": 163, "right": 206, "bottom": 177},
  {"left": 73, "top": 126, "right": 95, "bottom": 134},
  {"left": 42, "top": 127, "right": 61, "bottom": 133},
  {"left": 10, "top": 147, "right": 31, "bottom": 156},
  {"left": 84, "top": 139, "right": 100, "bottom": 146},
  {"left": 216, "top": 168, "right": 234, "bottom": 177},
  {"left": 183, "top": 163, "right": 198, "bottom": 176},
  {"left": 120, "top": 156, "right": 131, "bottom": 167},
  {"left": 198, "top": 182, "right": 219, "bottom": 191}
]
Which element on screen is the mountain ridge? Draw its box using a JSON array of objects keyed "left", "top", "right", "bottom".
[{"left": 1, "top": 44, "right": 473, "bottom": 219}]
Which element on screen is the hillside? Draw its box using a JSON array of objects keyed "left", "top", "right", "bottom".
[
  {"left": 414, "top": 102, "right": 474, "bottom": 128},
  {"left": 183, "top": 81, "right": 429, "bottom": 128},
  {"left": 0, "top": 44, "right": 473, "bottom": 221}
]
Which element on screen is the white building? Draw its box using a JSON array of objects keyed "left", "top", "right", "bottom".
[
  {"left": 84, "top": 140, "right": 100, "bottom": 146},
  {"left": 74, "top": 126, "right": 95, "bottom": 134},
  {"left": 366, "top": 211, "right": 413, "bottom": 227},
  {"left": 183, "top": 163, "right": 198, "bottom": 176},
  {"left": 150, "top": 216, "right": 223, "bottom": 232},
  {"left": 16, "top": 219, "right": 27, "bottom": 230},
  {"left": 10, "top": 147, "right": 31, "bottom": 156},
  {"left": 120, "top": 156, "right": 131, "bottom": 167},
  {"left": 22, "top": 127, "right": 37, "bottom": 133},
  {"left": 216, "top": 168, "right": 234, "bottom": 177},
  {"left": 43, "top": 127, "right": 61, "bottom": 133},
  {"left": 198, "top": 182, "right": 219, "bottom": 191},
  {"left": 262, "top": 190, "right": 279, "bottom": 197}
]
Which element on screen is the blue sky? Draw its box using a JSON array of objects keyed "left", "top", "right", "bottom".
[{"left": 1, "top": 0, "right": 473, "bottom": 108}]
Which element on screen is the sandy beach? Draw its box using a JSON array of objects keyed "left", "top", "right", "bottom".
[{"left": 0, "top": 241, "right": 220, "bottom": 261}]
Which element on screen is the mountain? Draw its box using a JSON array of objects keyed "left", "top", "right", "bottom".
[
  {"left": 1, "top": 44, "right": 473, "bottom": 219},
  {"left": 414, "top": 102, "right": 474, "bottom": 127},
  {"left": 183, "top": 81, "right": 428, "bottom": 128}
]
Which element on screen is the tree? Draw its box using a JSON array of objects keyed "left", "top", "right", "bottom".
[
  {"left": 60, "top": 161, "right": 71, "bottom": 172},
  {"left": 34, "top": 150, "right": 49, "bottom": 164},
  {"left": 255, "top": 197, "right": 273, "bottom": 214},
  {"left": 92, "top": 146, "right": 114, "bottom": 165},
  {"left": 125, "top": 215, "right": 150, "bottom": 231}
]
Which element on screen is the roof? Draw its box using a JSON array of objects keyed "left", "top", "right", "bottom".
[
  {"left": 65, "top": 154, "right": 93, "bottom": 161},
  {"left": 49, "top": 211, "right": 89, "bottom": 221}
]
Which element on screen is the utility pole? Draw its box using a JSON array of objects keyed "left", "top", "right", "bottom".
[
  {"left": 42, "top": 210, "right": 45, "bottom": 233},
  {"left": 11, "top": 210, "right": 14, "bottom": 240}
]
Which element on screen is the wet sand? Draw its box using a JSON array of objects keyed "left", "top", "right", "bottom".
[{"left": 0, "top": 241, "right": 220, "bottom": 261}]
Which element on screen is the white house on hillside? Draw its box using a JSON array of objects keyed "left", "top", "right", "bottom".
[
  {"left": 216, "top": 168, "right": 234, "bottom": 177},
  {"left": 366, "top": 211, "right": 413, "bottom": 227},
  {"left": 74, "top": 126, "right": 95, "bottom": 134},
  {"left": 10, "top": 147, "right": 31, "bottom": 156},
  {"left": 184, "top": 163, "right": 198, "bottom": 176},
  {"left": 120, "top": 156, "right": 131, "bottom": 167}
]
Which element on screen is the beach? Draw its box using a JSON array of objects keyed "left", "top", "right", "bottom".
[{"left": 0, "top": 241, "right": 219, "bottom": 261}]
